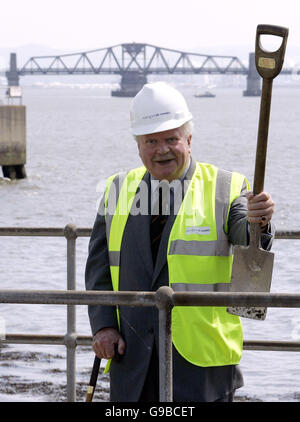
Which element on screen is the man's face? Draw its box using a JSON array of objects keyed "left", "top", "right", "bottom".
[{"left": 137, "top": 126, "right": 192, "bottom": 182}]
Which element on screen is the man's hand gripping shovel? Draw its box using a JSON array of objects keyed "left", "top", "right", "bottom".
[{"left": 227, "top": 24, "right": 288, "bottom": 320}]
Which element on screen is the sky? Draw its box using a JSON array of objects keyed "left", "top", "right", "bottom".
[{"left": 1, "top": 0, "right": 300, "bottom": 62}]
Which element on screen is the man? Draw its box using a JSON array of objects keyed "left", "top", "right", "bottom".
[{"left": 85, "top": 82, "right": 274, "bottom": 402}]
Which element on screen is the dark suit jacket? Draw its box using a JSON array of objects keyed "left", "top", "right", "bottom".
[{"left": 85, "top": 158, "right": 274, "bottom": 401}]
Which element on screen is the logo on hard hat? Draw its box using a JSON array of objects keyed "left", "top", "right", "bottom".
[{"left": 142, "top": 112, "right": 171, "bottom": 120}]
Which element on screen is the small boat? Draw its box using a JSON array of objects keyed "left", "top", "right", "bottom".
[{"left": 194, "top": 90, "right": 216, "bottom": 98}]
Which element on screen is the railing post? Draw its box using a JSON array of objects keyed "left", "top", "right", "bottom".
[
  {"left": 155, "top": 286, "right": 174, "bottom": 402},
  {"left": 64, "top": 224, "right": 77, "bottom": 402}
]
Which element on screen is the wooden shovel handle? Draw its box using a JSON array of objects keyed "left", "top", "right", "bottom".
[
  {"left": 255, "top": 24, "right": 289, "bottom": 79},
  {"left": 252, "top": 78, "right": 272, "bottom": 195},
  {"left": 248, "top": 25, "right": 289, "bottom": 248},
  {"left": 253, "top": 24, "right": 289, "bottom": 195}
]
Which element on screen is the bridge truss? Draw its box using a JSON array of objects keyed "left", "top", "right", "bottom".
[{"left": 19, "top": 43, "right": 248, "bottom": 76}]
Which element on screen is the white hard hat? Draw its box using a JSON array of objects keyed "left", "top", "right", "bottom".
[{"left": 130, "top": 81, "right": 193, "bottom": 136}]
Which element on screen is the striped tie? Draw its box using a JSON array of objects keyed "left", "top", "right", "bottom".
[{"left": 150, "top": 187, "right": 168, "bottom": 265}]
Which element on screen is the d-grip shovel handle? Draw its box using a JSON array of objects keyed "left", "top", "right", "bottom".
[
  {"left": 253, "top": 24, "right": 289, "bottom": 195},
  {"left": 250, "top": 25, "right": 288, "bottom": 247},
  {"left": 255, "top": 24, "right": 289, "bottom": 79}
]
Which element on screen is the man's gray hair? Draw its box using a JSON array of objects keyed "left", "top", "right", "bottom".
[
  {"left": 134, "top": 119, "right": 194, "bottom": 142},
  {"left": 181, "top": 119, "right": 194, "bottom": 138}
]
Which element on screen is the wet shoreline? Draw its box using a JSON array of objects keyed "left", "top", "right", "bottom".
[
  {"left": 0, "top": 378, "right": 258, "bottom": 402},
  {"left": 2, "top": 345, "right": 300, "bottom": 402},
  {"left": 0, "top": 344, "right": 110, "bottom": 402},
  {"left": 0, "top": 376, "right": 110, "bottom": 402},
  {"left": 0, "top": 346, "right": 261, "bottom": 402}
]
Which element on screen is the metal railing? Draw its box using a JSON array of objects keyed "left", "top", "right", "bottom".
[{"left": 0, "top": 225, "right": 300, "bottom": 402}]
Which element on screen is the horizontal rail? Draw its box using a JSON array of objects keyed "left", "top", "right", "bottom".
[
  {"left": 0, "top": 226, "right": 91, "bottom": 237},
  {"left": 243, "top": 340, "right": 300, "bottom": 352},
  {"left": 0, "top": 227, "right": 66, "bottom": 237},
  {"left": 274, "top": 230, "right": 300, "bottom": 239},
  {"left": 172, "top": 292, "right": 300, "bottom": 308},
  {"left": 0, "top": 290, "right": 155, "bottom": 306},
  {"left": 1, "top": 226, "right": 300, "bottom": 402},
  {"left": 1, "top": 289, "right": 300, "bottom": 308},
  {"left": 1, "top": 288, "right": 300, "bottom": 402},
  {"left": 1, "top": 334, "right": 92, "bottom": 346},
  {"left": 2, "top": 334, "right": 300, "bottom": 352},
  {"left": 0, "top": 227, "right": 299, "bottom": 239}
]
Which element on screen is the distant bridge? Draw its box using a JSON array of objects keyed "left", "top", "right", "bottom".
[{"left": 4, "top": 42, "right": 297, "bottom": 97}]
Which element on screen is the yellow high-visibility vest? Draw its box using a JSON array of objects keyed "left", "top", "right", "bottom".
[{"left": 104, "top": 162, "right": 250, "bottom": 368}]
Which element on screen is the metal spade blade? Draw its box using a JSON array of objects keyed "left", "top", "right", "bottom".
[
  {"left": 227, "top": 225, "right": 274, "bottom": 320},
  {"left": 227, "top": 24, "right": 288, "bottom": 320}
]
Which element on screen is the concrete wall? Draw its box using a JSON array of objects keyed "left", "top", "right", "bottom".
[{"left": 0, "top": 105, "right": 26, "bottom": 166}]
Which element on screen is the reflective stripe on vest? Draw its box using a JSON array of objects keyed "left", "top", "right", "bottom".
[
  {"left": 104, "top": 162, "right": 249, "bottom": 368},
  {"left": 167, "top": 163, "right": 248, "bottom": 366},
  {"left": 105, "top": 171, "right": 128, "bottom": 267},
  {"left": 168, "top": 168, "right": 234, "bottom": 293},
  {"left": 105, "top": 167, "right": 147, "bottom": 291},
  {"left": 103, "top": 167, "right": 146, "bottom": 374}
]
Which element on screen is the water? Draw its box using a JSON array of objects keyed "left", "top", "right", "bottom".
[{"left": 1, "top": 82, "right": 300, "bottom": 402}]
